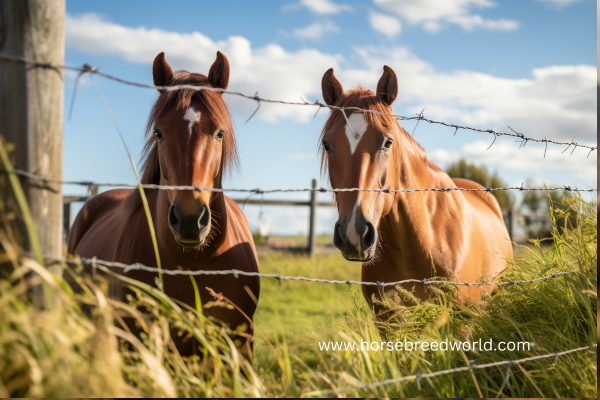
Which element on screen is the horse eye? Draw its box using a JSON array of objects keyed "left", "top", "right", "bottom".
[
  {"left": 383, "top": 139, "right": 393, "bottom": 150},
  {"left": 215, "top": 129, "right": 224, "bottom": 141},
  {"left": 322, "top": 141, "right": 330, "bottom": 152},
  {"left": 155, "top": 129, "right": 164, "bottom": 142}
]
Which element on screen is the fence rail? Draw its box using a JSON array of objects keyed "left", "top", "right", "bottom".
[{"left": 60, "top": 181, "right": 518, "bottom": 254}]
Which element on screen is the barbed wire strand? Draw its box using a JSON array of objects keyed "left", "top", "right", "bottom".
[
  {"left": 308, "top": 344, "right": 597, "bottom": 396},
  {"left": 0, "top": 53, "right": 596, "bottom": 153},
  {"left": 2, "top": 167, "right": 596, "bottom": 194},
  {"left": 64, "top": 256, "right": 573, "bottom": 288}
]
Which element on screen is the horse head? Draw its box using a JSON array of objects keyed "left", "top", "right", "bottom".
[
  {"left": 144, "top": 51, "right": 237, "bottom": 248},
  {"left": 320, "top": 66, "right": 400, "bottom": 261}
]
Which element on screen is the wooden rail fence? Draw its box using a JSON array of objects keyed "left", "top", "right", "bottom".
[{"left": 62, "top": 179, "right": 515, "bottom": 256}]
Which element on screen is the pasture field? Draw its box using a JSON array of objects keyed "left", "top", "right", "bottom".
[
  {"left": 252, "top": 252, "right": 363, "bottom": 366},
  {"left": 0, "top": 196, "right": 596, "bottom": 397}
]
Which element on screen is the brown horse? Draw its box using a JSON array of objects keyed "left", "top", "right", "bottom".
[
  {"left": 319, "top": 66, "right": 513, "bottom": 311},
  {"left": 67, "top": 51, "right": 259, "bottom": 356}
]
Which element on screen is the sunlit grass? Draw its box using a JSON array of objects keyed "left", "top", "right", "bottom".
[{"left": 0, "top": 193, "right": 596, "bottom": 397}]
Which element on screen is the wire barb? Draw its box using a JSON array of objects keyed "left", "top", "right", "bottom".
[
  {"left": 2, "top": 167, "right": 596, "bottom": 195},
  {"left": 245, "top": 92, "right": 261, "bottom": 123},
  {"left": 0, "top": 52, "right": 594, "bottom": 152},
  {"left": 308, "top": 344, "right": 597, "bottom": 395},
  {"left": 412, "top": 108, "right": 425, "bottom": 137},
  {"left": 63, "top": 256, "right": 572, "bottom": 288}
]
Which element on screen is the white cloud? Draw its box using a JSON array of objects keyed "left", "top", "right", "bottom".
[
  {"left": 65, "top": 13, "right": 596, "bottom": 144},
  {"left": 283, "top": 0, "right": 353, "bottom": 15},
  {"left": 373, "top": 0, "right": 519, "bottom": 33},
  {"left": 430, "top": 140, "right": 597, "bottom": 183},
  {"left": 536, "top": 0, "right": 581, "bottom": 8},
  {"left": 368, "top": 11, "right": 402, "bottom": 38},
  {"left": 64, "top": 13, "right": 596, "bottom": 235},
  {"left": 65, "top": 13, "right": 343, "bottom": 122},
  {"left": 292, "top": 20, "right": 340, "bottom": 39}
]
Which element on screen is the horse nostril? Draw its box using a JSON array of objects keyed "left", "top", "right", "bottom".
[
  {"left": 198, "top": 205, "right": 210, "bottom": 229},
  {"left": 362, "top": 221, "right": 376, "bottom": 248},
  {"left": 333, "top": 224, "right": 345, "bottom": 249},
  {"left": 168, "top": 205, "right": 181, "bottom": 230}
]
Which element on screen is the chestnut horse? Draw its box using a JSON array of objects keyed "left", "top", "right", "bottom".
[
  {"left": 319, "top": 66, "right": 513, "bottom": 311},
  {"left": 67, "top": 51, "right": 260, "bottom": 355}
]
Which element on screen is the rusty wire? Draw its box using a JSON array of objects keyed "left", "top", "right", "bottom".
[
  {"left": 69, "top": 256, "right": 572, "bottom": 288},
  {"left": 2, "top": 167, "right": 597, "bottom": 194},
  {"left": 309, "top": 344, "right": 597, "bottom": 396},
  {"left": 0, "top": 52, "right": 596, "bottom": 154}
]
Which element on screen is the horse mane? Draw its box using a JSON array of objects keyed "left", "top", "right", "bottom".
[
  {"left": 128, "top": 70, "right": 239, "bottom": 209},
  {"left": 319, "top": 86, "right": 432, "bottom": 186}
]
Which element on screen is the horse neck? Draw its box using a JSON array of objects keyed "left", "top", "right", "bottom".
[{"left": 382, "top": 130, "right": 460, "bottom": 251}]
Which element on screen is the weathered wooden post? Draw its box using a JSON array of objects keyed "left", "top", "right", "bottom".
[
  {"left": 0, "top": 0, "right": 65, "bottom": 274},
  {"left": 307, "top": 179, "right": 317, "bottom": 256},
  {"left": 62, "top": 185, "right": 98, "bottom": 243}
]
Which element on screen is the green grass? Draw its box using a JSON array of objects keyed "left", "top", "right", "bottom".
[
  {"left": 253, "top": 253, "right": 363, "bottom": 368},
  {"left": 253, "top": 196, "right": 597, "bottom": 397},
  {"left": 0, "top": 194, "right": 596, "bottom": 397}
]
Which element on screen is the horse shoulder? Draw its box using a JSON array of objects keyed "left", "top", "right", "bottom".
[
  {"left": 67, "top": 189, "right": 133, "bottom": 254},
  {"left": 451, "top": 178, "right": 512, "bottom": 278},
  {"left": 216, "top": 195, "right": 259, "bottom": 268}
]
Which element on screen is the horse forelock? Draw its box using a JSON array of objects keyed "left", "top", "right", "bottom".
[{"left": 319, "top": 86, "right": 427, "bottom": 188}]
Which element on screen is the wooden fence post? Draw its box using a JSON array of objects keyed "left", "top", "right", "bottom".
[
  {"left": 0, "top": 0, "right": 65, "bottom": 275},
  {"left": 62, "top": 185, "right": 99, "bottom": 243},
  {"left": 307, "top": 179, "right": 317, "bottom": 256}
]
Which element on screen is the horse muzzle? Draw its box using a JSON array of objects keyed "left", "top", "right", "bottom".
[
  {"left": 333, "top": 219, "right": 377, "bottom": 262},
  {"left": 168, "top": 202, "right": 211, "bottom": 246}
]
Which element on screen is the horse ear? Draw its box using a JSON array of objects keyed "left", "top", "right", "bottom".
[
  {"left": 152, "top": 52, "right": 173, "bottom": 92},
  {"left": 321, "top": 68, "right": 344, "bottom": 106},
  {"left": 208, "top": 51, "right": 230, "bottom": 90},
  {"left": 376, "top": 65, "right": 398, "bottom": 106}
]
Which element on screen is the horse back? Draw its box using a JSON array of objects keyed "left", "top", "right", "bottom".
[{"left": 452, "top": 177, "right": 503, "bottom": 219}]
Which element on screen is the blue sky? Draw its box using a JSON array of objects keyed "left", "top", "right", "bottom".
[{"left": 63, "top": 0, "right": 597, "bottom": 235}]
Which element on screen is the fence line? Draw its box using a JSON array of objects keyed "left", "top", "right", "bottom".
[
  {"left": 308, "top": 344, "right": 597, "bottom": 396},
  {"left": 2, "top": 49, "right": 595, "bottom": 399},
  {"left": 0, "top": 52, "right": 596, "bottom": 154},
  {"left": 3, "top": 167, "right": 597, "bottom": 194},
  {"left": 62, "top": 256, "right": 573, "bottom": 288}
]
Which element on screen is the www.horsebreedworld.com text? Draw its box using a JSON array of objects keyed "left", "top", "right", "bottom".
[{"left": 318, "top": 339, "right": 530, "bottom": 352}]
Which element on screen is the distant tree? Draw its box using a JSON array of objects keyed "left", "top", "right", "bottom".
[
  {"left": 521, "top": 179, "right": 545, "bottom": 212},
  {"left": 520, "top": 180, "right": 572, "bottom": 213},
  {"left": 446, "top": 159, "right": 514, "bottom": 210}
]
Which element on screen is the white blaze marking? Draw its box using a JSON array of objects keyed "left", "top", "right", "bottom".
[
  {"left": 346, "top": 197, "right": 361, "bottom": 246},
  {"left": 184, "top": 107, "right": 201, "bottom": 134},
  {"left": 344, "top": 113, "right": 368, "bottom": 154}
]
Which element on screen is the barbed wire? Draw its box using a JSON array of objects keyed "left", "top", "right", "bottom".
[
  {"left": 64, "top": 256, "right": 573, "bottom": 289},
  {"left": 0, "top": 53, "right": 596, "bottom": 154},
  {"left": 2, "top": 167, "right": 597, "bottom": 194},
  {"left": 309, "top": 344, "right": 597, "bottom": 396}
]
